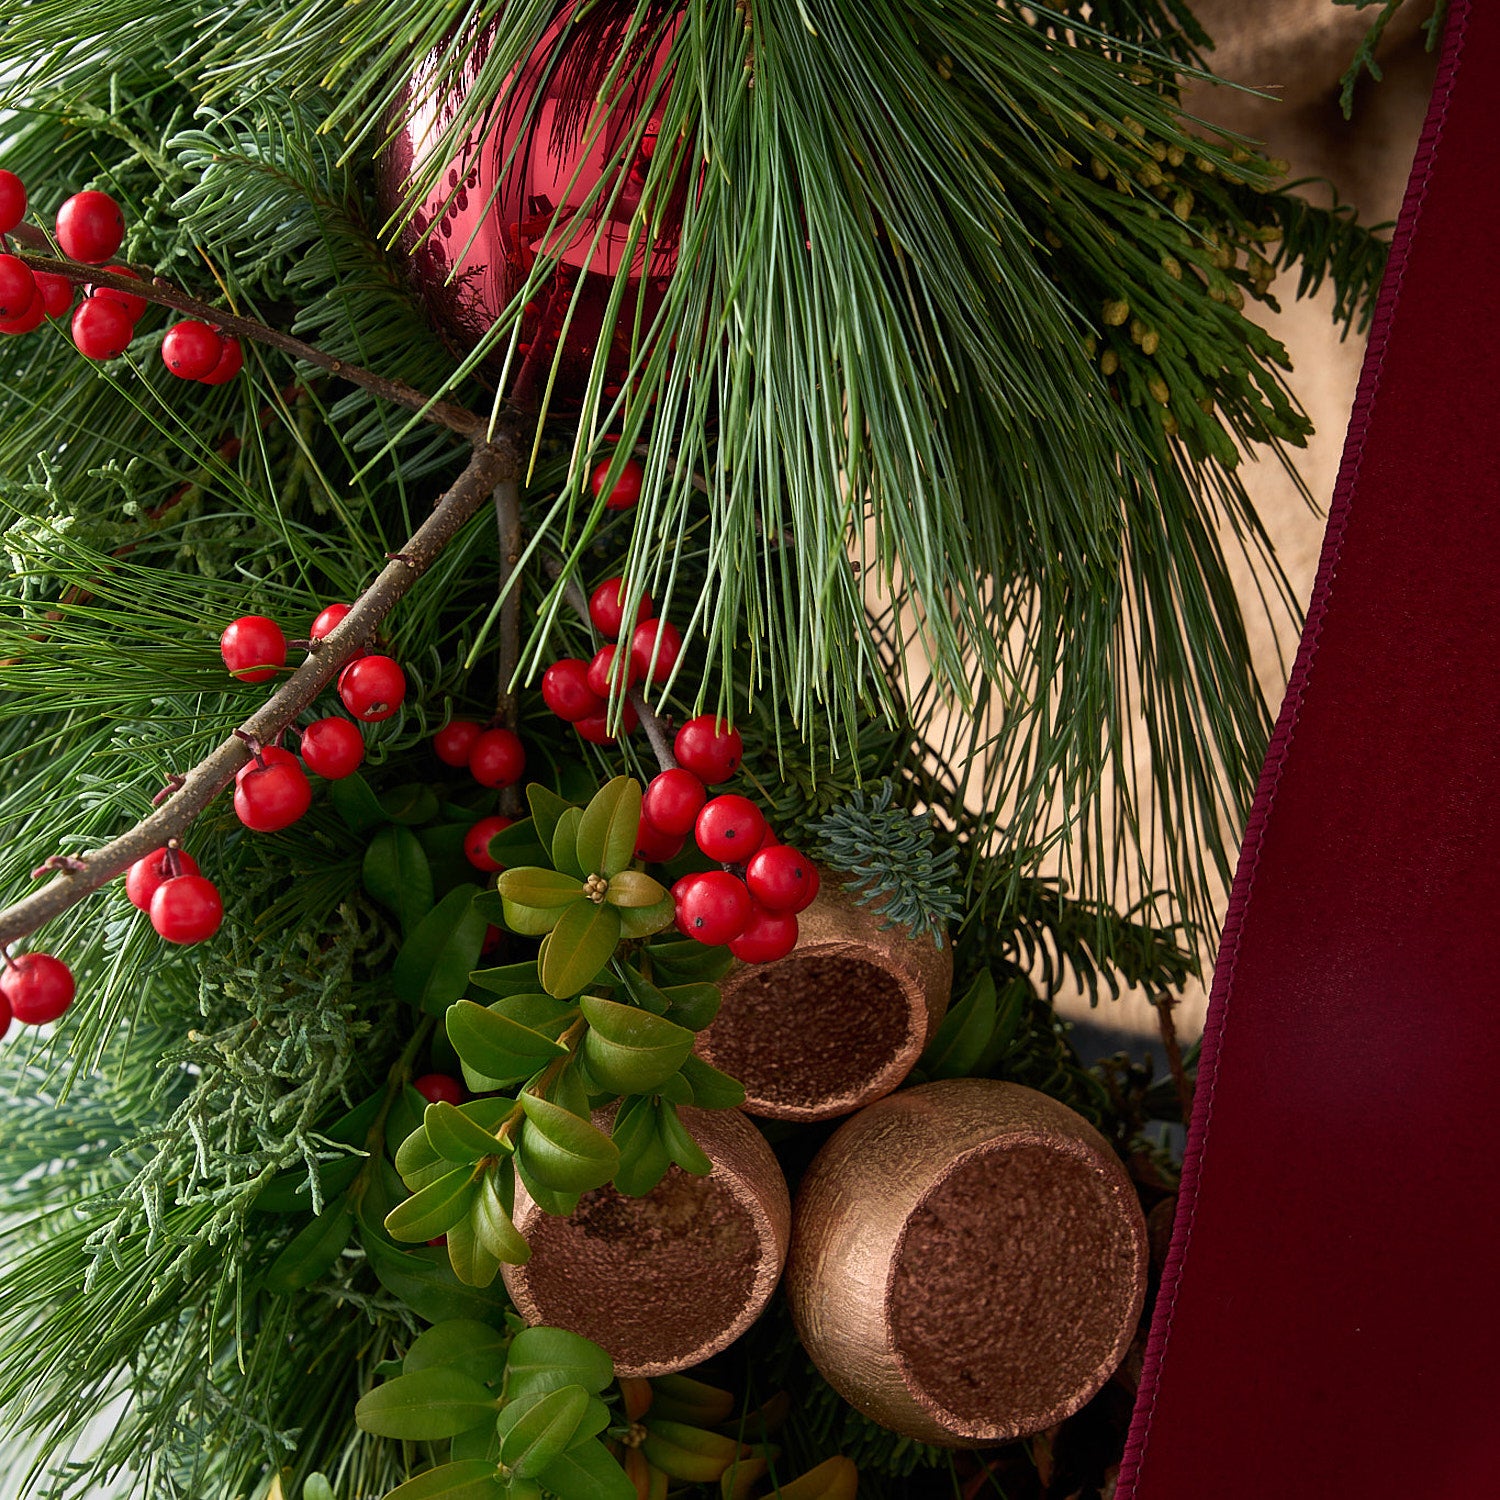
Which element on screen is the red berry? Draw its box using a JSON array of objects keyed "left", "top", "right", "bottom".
[
  {"left": 125, "top": 845, "right": 201, "bottom": 912},
  {"left": 0, "top": 254, "right": 36, "bottom": 318},
  {"left": 149, "top": 874, "right": 223, "bottom": 945},
  {"left": 589, "top": 576, "right": 653, "bottom": 638},
  {"left": 464, "top": 815, "right": 512, "bottom": 872},
  {"left": 34, "top": 272, "right": 74, "bottom": 319},
  {"left": 299, "top": 717, "right": 364, "bottom": 779},
  {"left": 469, "top": 728, "right": 525, "bottom": 789},
  {"left": 542, "top": 659, "right": 605, "bottom": 723},
  {"left": 433, "top": 718, "right": 482, "bottom": 767},
  {"left": 309, "top": 602, "right": 352, "bottom": 641},
  {"left": 629, "top": 618, "right": 682, "bottom": 684},
  {"left": 200, "top": 336, "right": 243, "bottom": 385},
  {"left": 220, "top": 614, "right": 287, "bottom": 683},
  {"left": 643, "top": 769, "right": 707, "bottom": 837},
  {"left": 695, "top": 795, "right": 767, "bottom": 863},
  {"left": 414, "top": 1073, "right": 466, "bottom": 1106},
  {"left": 71, "top": 296, "right": 133, "bottom": 359},
  {"left": 56, "top": 190, "right": 125, "bottom": 264},
  {"left": 674, "top": 716, "right": 743, "bottom": 785},
  {"left": 94, "top": 266, "right": 145, "bottom": 321},
  {"left": 338, "top": 654, "right": 406, "bottom": 722},
  {"left": 635, "top": 816, "right": 685, "bottom": 863},
  {"left": 481, "top": 923, "right": 505, "bottom": 956},
  {"left": 576, "top": 700, "right": 638, "bottom": 745},
  {"left": 0, "top": 170, "right": 26, "bottom": 235},
  {"left": 162, "top": 320, "right": 224, "bottom": 380},
  {"left": 236, "top": 745, "right": 298, "bottom": 783},
  {"left": 1, "top": 953, "right": 75, "bottom": 1025},
  {"left": 590, "top": 455, "right": 643, "bottom": 511},
  {"left": 585, "top": 644, "right": 638, "bottom": 700},
  {"left": 673, "top": 871, "right": 753, "bottom": 946},
  {"left": 729, "top": 907, "right": 799, "bottom": 964},
  {"left": 0, "top": 289, "right": 43, "bottom": 336},
  {"left": 745, "top": 845, "right": 820, "bottom": 913},
  {"left": 0, "top": 996, "right": 7, "bottom": 1042},
  {"left": 234, "top": 760, "right": 313, "bottom": 832}
]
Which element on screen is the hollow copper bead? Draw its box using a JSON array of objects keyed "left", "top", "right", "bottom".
[
  {"left": 787, "top": 1078, "right": 1149, "bottom": 1447},
  {"left": 694, "top": 871, "right": 952, "bottom": 1120},
  {"left": 503, "top": 1105, "right": 789, "bottom": 1377}
]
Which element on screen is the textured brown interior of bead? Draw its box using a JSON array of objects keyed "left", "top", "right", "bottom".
[
  {"left": 888, "top": 1142, "right": 1138, "bottom": 1431},
  {"left": 520, "top": 1167, "right": 761, "bottom": 1367},
  {"left": 711, "top": 955, "right": 911, "bottom": 1106}
]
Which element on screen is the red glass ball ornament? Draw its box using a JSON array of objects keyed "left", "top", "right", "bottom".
[
  {"left": 236, "top": 745, "right": 298, "bottom": 783},
  {"left": 585, "top": 643, "right": 638, "bottom": 700},
  {"left": 673, "top": 715, "right": 743, "bottom": 785},
  {"left": 94, "top": 266, "right": 146, "bottom": 322},
  {"left": 2, "top": 953, "right": 76, "bottom": 1025},
  {"left": 200, "top": 337, "right": 244, "bottom": 385},
  {"left": 465, "top": 814, "right": 513, "bottom": 872},
  {"left": 338, "top": 654, "right": 406, "bottom": 721},
  {"left": 125, "top": 845, "right": 201, "bottom": 912},
  {"left": 415, "top": 1073, "right": 466, "bottom": 1106},
  {"left": 0, "top": 170, "right": 26, "bottom": 235},
  {"left": 542, "top": 658, "right": 605, "bottom": 723},
  {"left": 220, "top": 614, "right": 287, "bottom": 683},
  {"left": 234, "top": 760, "right": 313, "bottom": 832},
  {"left": 695, "top": 794, "right": 766, "bottom": 863},
  {"left": 469, "top": 727, "right": 525, "bottom": 789},
  {"left": 643, "top": 768, "right": 706, "bottom": 837},
  {"left": 589, "top": 576, "right": 653, "bottom": 639},
  {"left": 310, "top": 602, "right": 352, "bottom": 641},
  {"left": 745, "top": 844, "right": 820, "bottom": 914},
  {"left": 729, "top": 906, "right": 799, "bottom": 964},
  {"left": 673, "top": 870, "right": 752, "bottom": 947},
  {"left": 630, "top": 617, "right": 681, "bottom": 684},
  {"left": 433, "top": 718, "right": 483, "bottom": 767},
  {"left": 0, "top": 254, "right": 36, "bottom": 319},
  {"left": 71, "top": 296, "right": 133, "bottom": 359},
  {"left": 379, "top": 6, "right": 683, "bottom": 405},
  {"left": 635, "top": 815, "right": 685, "bottom": 864},
  {"left": 150, "top": 874, "right": 224, "bottom": 944},
  {"left": 34, "top": 272, "right": 74, "bottom": 319},
  {"left": 591, "top": 455, "right": 643, "bottom": 511},
  {"left": 0, "top": 288, "right": 44, "bottom": 336},
  {"left": 56, "top": 190, "right": 125, "bottom": 264},
  {"left": 162, "top": 320, "right": 224, "bottom": 380},
  {"left": 300, "top": 717, "right": 365, "bottom": 779},
  {"left": 575, "top": 699, "right": 638, "bottom": 745}
]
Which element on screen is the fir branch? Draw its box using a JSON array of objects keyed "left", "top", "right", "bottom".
[
  {"left": 1334, "top": 0, "right": 1447, "bottom": 118},
  {"left": 0, "top": 436, "right": 519, "bottom": 948}
]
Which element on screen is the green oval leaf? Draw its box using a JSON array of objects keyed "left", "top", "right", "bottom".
[
  {"left": 646, "top": 939, "right": 736, "bottom": 985},
  {"left": 656, "top": 1101, "right": 713, "bottom": 1176},
  {"left": 364, "top": 825, "right": 435, "bottom": 936},
  {"left": 393, "top": 884, "right": 489, "bottom": 1016},
  {"left": 468, "top": 960, "right": 544, "bottom": 996},
  {"left": 611, "top": 1096, "right": 671, "bottom": 1198},
  {"left": 354, "top": 1366, "right": 497, "bottom": 1440},
  {"left": 496, "top": 869, "right": 585, "bottom": 908},
  {"left": 505, "top": 1326, "right": 615, "bottom": 1399},
  {"left": 384, "top": 1462, "right": 504, "bottom": 1500},
  {"left": 380, "top": 782, "right": 441, "bottom": 825},
  {"left": 304, "top": 1476, "right": 337, "bottom": 1500},
  {"left": 662, "top": 983, "right": 723, "bottom": 1032},
  {"left": 514, "top": 1149, "right": 580, "bottom": 1219},
  {"left": 679, "top": 1054, "right": 746, "bottom": 1110},
  {"left": 579, "top": 996, "right": 695, "bottom": 1094},
  {"left": 537, "top": 1437, "right": 637, "bottom": 1500},
  {"left": 396, "top": 1123, "right": 456, "bottom": 1193},
  {"left": 920, "top": 967, "right": 997, "bottom": 1079},
  {"left": 445, "top": 1207, "right": 502, "bottom": 1290},
  {"left": 404, "top": 1319, "right": 510, "bottom": 1385},
  {"left": 265, "top": 1202, "right": 354, "bottom": 1293},
  {"left": 603, "top": 869, "right": 666, "bottom": 909},
  {"left": 540, "top": 901, "right": 621, "bottom": 999},
  {"left": 473, "top": 1162, "right": 531, "bottom": 1266},
  {"left": 386, "top": 1084, "right": 430, "bottom": 1160},
  {"left": 576, "top": 777, "right": 642, "bottom": 879},
  {"left": 616, "top": 893, "right": 677, "bottom": 940},
  {"left": 526, "top": 785, "right": 576, "bottom": 850},
  {"left": 498, "top": 1384, "right": 589, "bottom": 1479},
  {"left": 484, "top": 818, "right": 551, "bottom": 870},
  {"left": 254, "top": 1153, "right": 363, "bottom": 1214},
  {"left": 360, "top": 1230, "right": 511, "bottom": 1325},
  {"left": 448, "top": 999, "right": 569, "bottom": 1086},
  {"left": 385, "top": 1165, "right": 480, "bottom": 1243},
  {"left": 329, "top": 772, "right": 387, "bottom": 833},
  {"left": 516, "top": 1094, "right": 619, "bottom": 1194},
  {"left": 551, "top": 807, "right": 586, "bottom": 880},
  {"left": 426, "top": 1100, "right": 504, "bottom": 1164}
]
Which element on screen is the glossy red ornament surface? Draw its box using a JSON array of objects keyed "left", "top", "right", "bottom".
[
  {"left": 379, "top": 6, "right": 683, "bottom": 404},
  {"left": 162, "top": 320, "right": 224, "bottom": 380},
  {"left": 673, "top": 870, "right": 751, "bottom": 947},
  {"left": 728, "top": 907, "right": 798, "bottom": 965}
]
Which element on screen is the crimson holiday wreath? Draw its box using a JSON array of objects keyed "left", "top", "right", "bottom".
[{"left": 0, "top": 2, "right": 1405, "bottom": 1498}]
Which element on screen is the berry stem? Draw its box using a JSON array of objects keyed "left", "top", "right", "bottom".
[
  {"left": 9, "top": 226, "right": 486, "bottom": 440},
  {"left": 0, "top": 435, "right": 522, "bottom": 948},
  {"left": 493, "top": 476, "right": 526, "bottom": 820}
]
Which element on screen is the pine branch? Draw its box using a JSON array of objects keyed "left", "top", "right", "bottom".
[{"left": 0, "top": 435, "right": 520, "bottom": 949}]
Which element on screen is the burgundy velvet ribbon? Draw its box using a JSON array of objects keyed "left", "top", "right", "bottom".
[{"left": 1117, "top": 3, "right": 1500, "bottom": 1494}]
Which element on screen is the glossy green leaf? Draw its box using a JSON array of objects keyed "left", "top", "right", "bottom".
[
  {"left": 354, "top": 1366, "right": 497, "bottom": 1440},
  {"left": 473, "top": 1163, "right": 531, "bottom": 1266},
  {"left": 497, "top": 1384, "right": 589, "bottom": 1479},
  {"left": 404, "top": 1319, "right": 510, "bottom": 1385},
  {"left": 514, "top": 1148, "right": 580, "bottom": 1219},
  {"left": 485, "top": 818, "right": 551, "bottom": 870},
  {"left": 386, "top": 1084, "right": 429, "bottom": 1160},
  {"left": 448, "top": 999, "right": 568, "bottom": 1088},
  {"left": 611, "top": 1096, "right": 671, "bottom": 1198},
  {"left": 504, "top": 1481, "right": 543, "bottom": 1500},
  {"left": 265, "top": 1202, "right": 354, "bottom": 1293},
  {"left": 426, "top": 1100, "right": 504, "bottom": 1164},
  {"left": 327, "top": 1092, "right": 384, "bottom": 1146},
  {"left": 546, "top": 1063, "right": 591, "bottom": 1121},
  {"left": 254, "top": 1154, "right": 362, "bottom": 1214},
  {"left": 920, "top": 967, "right": 997, "bottom": 1080},
  {"left": 679, "top": 1054, "right": 746, "bottom": 1110},
  {"left": 655, "top": 1071, "right": 693, "bottom": 1106},
  {"left": 661, "top": 983, "right": 723, "bottom": 1032},
  {"left": 384, "top": 1465, "right": 504, "bottom": 1500},
  {"left": 551, "top": 807, "right": 586, "bottom": 880},
  {"left": 527, "top": 785, "right": 576, "bottom": 851},
  {"left": 329, "top": 773, "right": 387, "bottom": 833},
  {"left": 450, "top": 1421, "right": 503, "bottom": 1464},
  {"left": 603, "top": 869, "right": 666, "bottom": 908},
  {"left": 363, "top": 825, "right": 435, "bottom": 936},
  {"left": 496, "top": 869, "right": 585, "bottom": 908},
  {"left": 381, "top": 782, "right": 441, "bottom": 825},
  {"left": 614, "top": 964, "right": 670, "bottom": 1015},
  {"left": 645, "top": 939, "right": 736, "bottom": 985},
  {"left": 656, "top": 1101, "right": 713, "bottom": 1175},
  {"left": 505, "top": 1326, "right": 614, "bottom": 1399},
  {"left": 616, "top": 894, "right": 677, "bottom": 940},
  {"left": 579, "top": 996, "right": 694, "bottom": 1094},
  {"left": 517, "top": 1094, "right": 619, "bottom": 1193},
  {"left": 396, "top": 1124, "right": 456, "bottom": 1193},
  {"left": 393, "top": 884, "right": 489, "bottom": 1016},
  {"left": 469, "top": 960, "right": 544, "bottom": 996},
  {"left": 304, "top": 1476, "right": 337, "bottom": 1500},
  {"left": 386, "top": 1165, "right": 480, "bottom": 1243},
  {"left": 540, "top": 900, "right": 621, "bottom": 998},
  {"left": 445, "top": 1208, "right": 502, "bottom": 1290},
  {"left": 576, "top": 777, "right": 642, "bottom": 878},
  {"left": 537, "top": 1437, "right": 637, "bottom": 1500},
  {"left": 360, "top": 1231, "right": 512, "bottom": 1325},
  {"left": 977, "top": 974, "right": 1032, "bottom": 1073},
  {"left": 500, "top": 898, "right": 567, "bottom": 938}
]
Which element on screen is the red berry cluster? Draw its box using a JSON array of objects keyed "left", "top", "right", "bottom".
[
  {"left": 541, "top": 575, "right": 683, "bottom": 745},
  {"left": 590, "top": 453, "right": 643, "bottom": 512},
  {"left": 125, "top": 842, "right": 223, "bottom": 945},
  {"left": 161, "top": 319, "right": 243, "bottom": 385},
  {"left": 1, "top": 949, "right": 76, "bottom": 1035},
  {"left": 430, "top": 720, "right": 526, "bottom": 872},
  {"left": 637, "top": 717, "right": 819, "bottom": 965}
]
